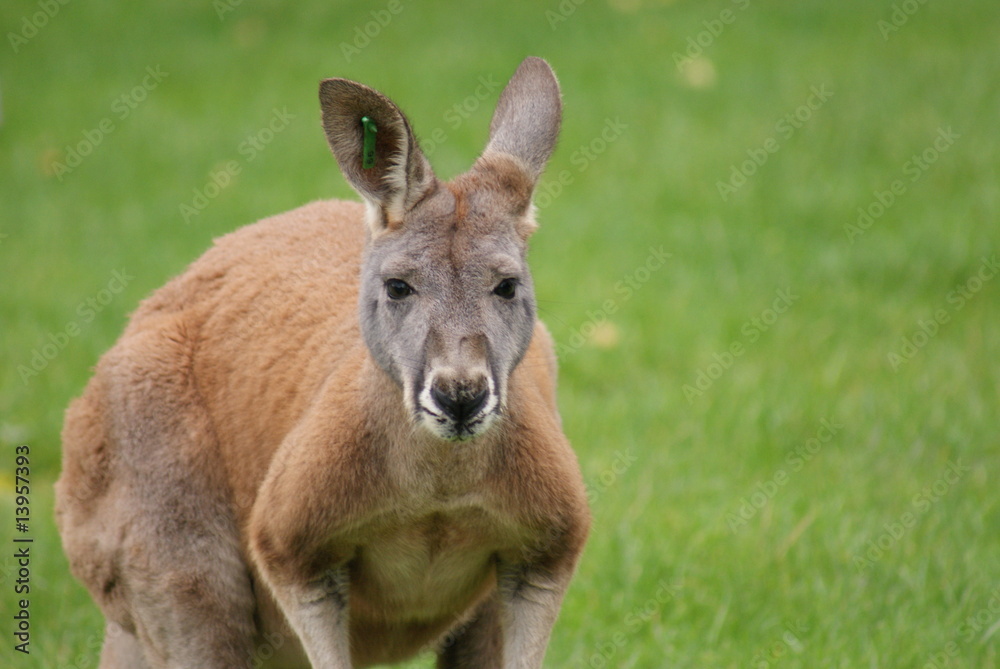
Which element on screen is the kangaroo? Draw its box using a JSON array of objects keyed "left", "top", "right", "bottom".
[{"left": 55, "top": 57, "right": 590, "bottom": 668}]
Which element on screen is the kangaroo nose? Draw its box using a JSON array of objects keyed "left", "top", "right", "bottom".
[{"left": 431, "top": 380, "right": 489, "bottom": 423}]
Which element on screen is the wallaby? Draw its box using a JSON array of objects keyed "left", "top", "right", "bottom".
[{"left": 55, "top": 57, "right": 590, "bottom": 668}]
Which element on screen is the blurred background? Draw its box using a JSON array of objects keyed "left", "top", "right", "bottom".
[{"left": 2, "top": 0, "right": 998, "bottom": 666}]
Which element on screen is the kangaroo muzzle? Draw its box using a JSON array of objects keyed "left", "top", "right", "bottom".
[{"left": 418, "top": 365, "right": 499, "bottom": 441}]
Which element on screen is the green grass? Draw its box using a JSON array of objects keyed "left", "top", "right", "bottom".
[{"left": 2, "top": 0, "right": 999, "bottom": 666}]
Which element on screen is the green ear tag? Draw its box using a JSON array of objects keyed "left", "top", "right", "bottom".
[{"left": 361, "top": 116, "right": 377, "bottom": 169}]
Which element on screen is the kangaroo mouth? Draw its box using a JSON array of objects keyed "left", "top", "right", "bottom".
[
  {"left": 422, "top": 410, "right": 493, "bottom": 442},
  {"left": 416, "top": 401, "right": 500, "bottom": 442}
]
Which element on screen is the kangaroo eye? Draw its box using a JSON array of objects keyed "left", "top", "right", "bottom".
[
  {"left": 493, "top": 278, "right": 517, "bottom": 300},
  {"left": 386, "top": 279, "right": 414, "bottom": 300}
]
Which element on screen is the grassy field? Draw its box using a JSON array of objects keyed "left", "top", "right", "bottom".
[{"left": 2, "top": 0, "right": 999, "bottom": 667}]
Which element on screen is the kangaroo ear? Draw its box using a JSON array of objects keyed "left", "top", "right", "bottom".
[
  {"left": 481, "top": 57, "right": 562, "bottom": 184},
  {"left": 319, "top": 78, "right": 436, "bottom": 231}
]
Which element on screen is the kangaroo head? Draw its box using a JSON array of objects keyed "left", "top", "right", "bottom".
[{"left": 319, "top": 58, "right": 561, "bottom": 441}]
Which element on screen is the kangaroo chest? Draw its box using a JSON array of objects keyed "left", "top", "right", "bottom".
[{"left": 347, "top": 503, "right": 502, "bottom": 622}]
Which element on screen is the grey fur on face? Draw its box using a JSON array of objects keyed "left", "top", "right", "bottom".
[
  {"left": 358, "top": 185, "right": 538, "bottom": 441},
  {"left": 324, "top": 59, "right": 561, "bottom": 441}
]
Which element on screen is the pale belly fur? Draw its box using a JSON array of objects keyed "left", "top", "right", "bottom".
[{"left": 255, "top": 505, "right": 503, "bottom": 667}]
